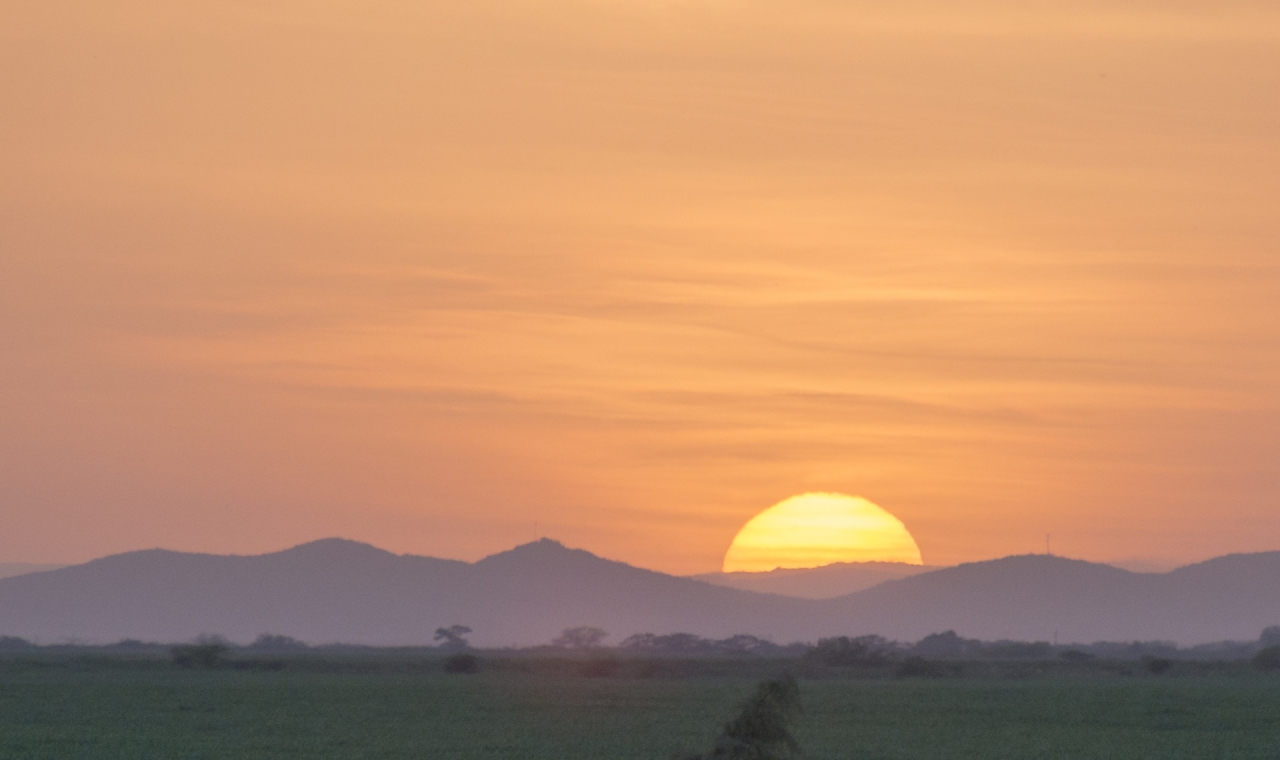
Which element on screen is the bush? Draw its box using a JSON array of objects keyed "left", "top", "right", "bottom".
[
  {"left": 1142, "top": 655, "right": 1173, "bottom": 675},
  {"left": 620, "top": 632, "right": 794, "bottom": 656},
  {"left": 444, "top": 653, "right": 480, "bottom": 674},
  {"left": 806, "top": 636, "right": 891, "bottom": 667},
  {"left": 170, "top": 643, "right": 229, "bottom": 669},
  {"left": 249, "top": 634, "right": 308, "bottom": 652},
  {"left": 621, "top": 632, "right": 708, "bottom": 654},
  {"left": 912, "top": 630, "right": 980, "bottom": 658},
  {"left": 1253, "top": 645, "right": 1280, "bottom": 672},
  {"left": 681, "top": 674, "right": 802, "bottom": 760}
]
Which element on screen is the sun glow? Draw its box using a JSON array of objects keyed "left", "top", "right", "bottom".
[{"left": 722, "top": 493, "right": 923, "bottom": 572}]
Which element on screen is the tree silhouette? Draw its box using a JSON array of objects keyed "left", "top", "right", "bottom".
[
  {"left": 552, "top": 626, "right": 608, "bottom": 649},
  {"left": 805, "top": 636, "right": 891, "bottom": 667},
  {"left": 434, "top": 625, "right": 472, "bottom": 650}
]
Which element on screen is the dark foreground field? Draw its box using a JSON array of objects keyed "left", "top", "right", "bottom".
[{"left": 3, "top": 655, "right": 1280, "bottom": 759}]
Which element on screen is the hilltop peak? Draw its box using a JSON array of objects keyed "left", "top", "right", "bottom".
[
  {"left": 275, "top": 538, "right": 397, "bottom": 560},
  {"left": 492, "top": 537, "right": 575, "bottom": 555},
  {"left": 475, "top": 537, "right": 620, "bottom": 570},
  {"left": 525, "top": 537, "right": 567, "bottom": 550},
  {"left": 924, "top": 553, "right": 1136, "bottom": 581}
]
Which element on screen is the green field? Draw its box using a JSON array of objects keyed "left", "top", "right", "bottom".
[{"left": 2, "top": 656, "right": 1279, "bottom": 759}]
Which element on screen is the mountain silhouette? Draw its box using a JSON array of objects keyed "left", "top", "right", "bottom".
[
  {"left": 693, "top": 561, "right": 935, "bottom": 599},
  {"left": 822, "top": 553, "right": 1280, "bottom": 643},
  {"left": 0, "top": 538, "right": 810, "bottom": 646},
  {"left": 0, "top": 540, "right": 1277, "bottom": 646}
]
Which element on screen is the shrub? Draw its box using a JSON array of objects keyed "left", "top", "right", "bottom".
[
  {"left": 444, "top": 653, "right": 480, "bottom": 674},
  {"left": 682, "top": 674, "right": 802, "bottom": 760},
  {"left": 805, "top": 636, "right": 890, "bottom": 667},
  {"left": 249, "top": 634, "right": 308, "bottom": 651},
  {"left": 912, "top": 630, "right": 979, "bottom": 658},
  {"left": 1253, "top": 645, "right": 1280, "bottom": 672},
  {"left": 716, "top": 635, "right": 772, "bottom": 655},
  {"left": 621, "top": 632, "right": 707, "bottom": 654},
  {"left": 1141, "top": 655, "right": 1173, "bottom": 675},
  {"left": 170, "top": 643, "right": 229, "bottom": 669},
  {"left": 620, "top": 632, "right": 792, "bottom": 656}
]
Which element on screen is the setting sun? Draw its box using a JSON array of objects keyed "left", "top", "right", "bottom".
[{"left": 723, "top": 493, "right": 923, "bottom": 572}]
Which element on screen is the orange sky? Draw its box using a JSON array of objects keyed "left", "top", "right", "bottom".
[{"left": 3, "top": 0, "right": 1280, "bottom": 574}]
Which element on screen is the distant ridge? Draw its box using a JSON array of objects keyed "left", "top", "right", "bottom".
[
  {"left": 0, "top": 539, "right": 1277, "bottom": 646},
  {"left": 0, "top": 538, "right": 809, "bottom": 647},
  {"left": 694, "top": 561, "right": 935, "bottom": 599},
  {"left": 0, "top": 563, "right": 65, "bottom": 581},
  {"left": 823, "top": 552, "right": 1280, "bottom": 643}
]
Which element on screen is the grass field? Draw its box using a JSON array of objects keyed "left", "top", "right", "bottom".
[{"left": 2, "top": 656, "right": 1279, "bottom": 759}]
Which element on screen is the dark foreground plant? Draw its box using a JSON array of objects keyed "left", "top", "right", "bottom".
[{"left": 679, "top": 674, "right": 801, "bottom": 760}]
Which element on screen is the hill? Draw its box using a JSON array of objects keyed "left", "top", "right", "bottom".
[
  {"left": 823, "top": 553, "right": 1280, "bottom": 644},
  {"left": 1, "top": 540, "right": 1277, "bottom": 646},
  {"left": 0, "top": 539, "right": 813, "bottom": 647}
]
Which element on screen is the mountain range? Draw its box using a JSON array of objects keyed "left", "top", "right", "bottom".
[{"left": 1, "top": 538, "right": 1277, "bottom": 647}]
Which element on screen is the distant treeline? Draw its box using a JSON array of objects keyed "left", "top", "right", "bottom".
[
  {"left": 820, "top": 627, "right": 1280, "bottom": 663},
  {"left": 3, "top": 626, "right": 1279, "bottom": 666}
]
